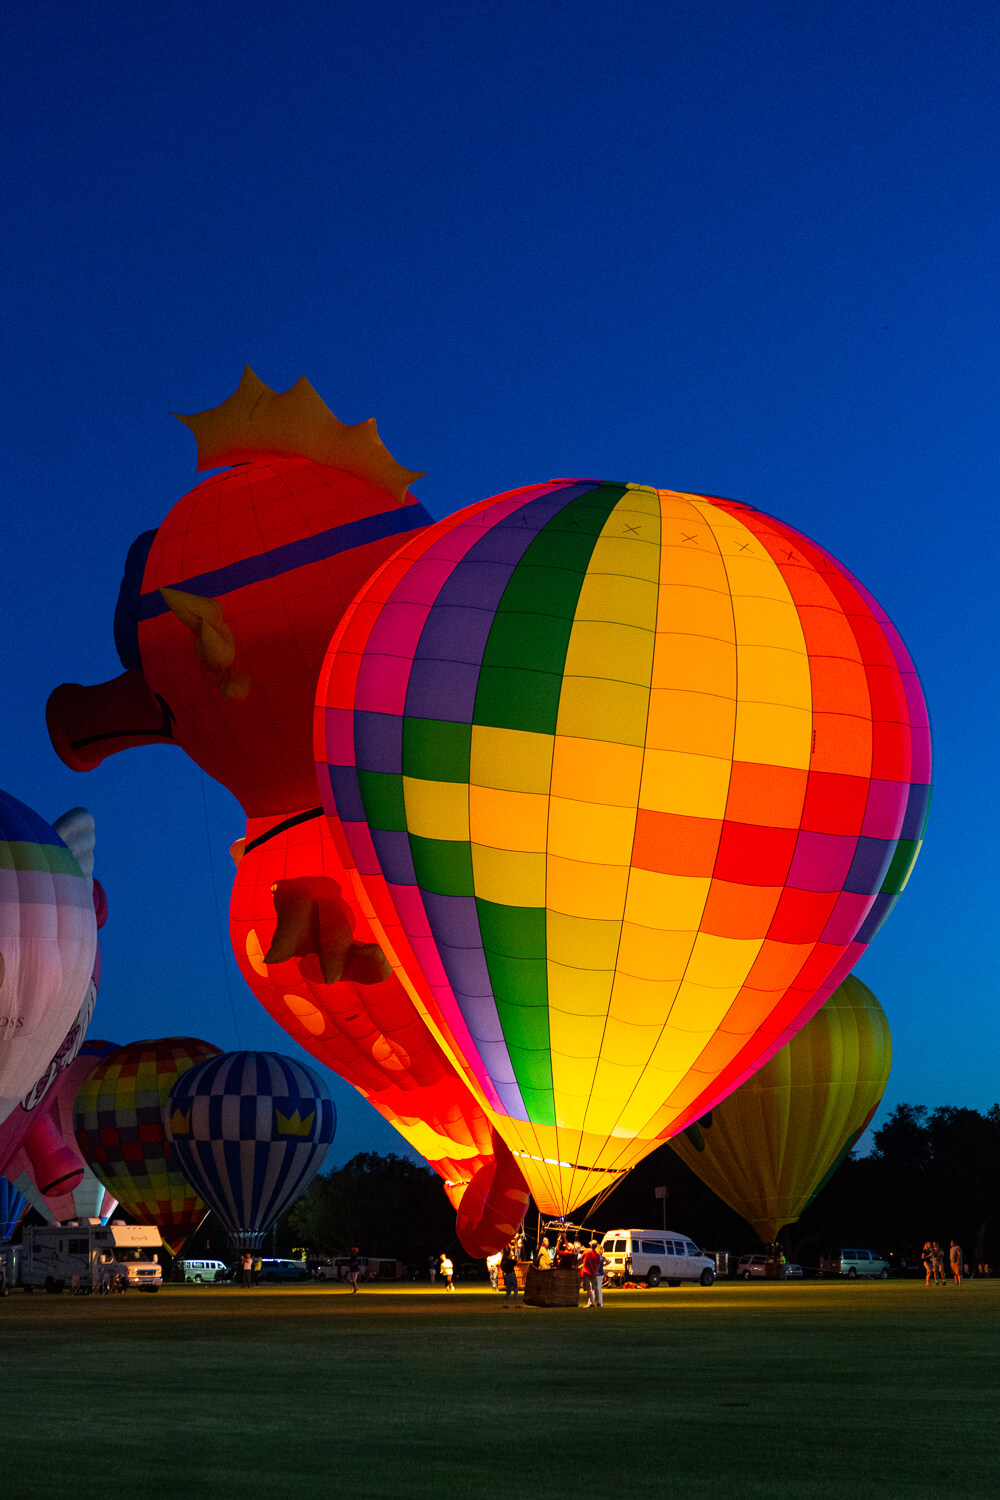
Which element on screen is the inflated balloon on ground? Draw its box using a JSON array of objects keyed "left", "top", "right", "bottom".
[
  {"left": 669, "top": 973, "right": 893, "bottom": 1243},
  {"left": 316, "top": 478, "right": 930, "bottom": 1215},
  {"left": 165, "top": 1050, "right": 335, "bottom": 1250}
]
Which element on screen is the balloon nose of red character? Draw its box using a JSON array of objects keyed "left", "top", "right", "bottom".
[{"left": 47, "top": 670, "right": 177, "bottom": 770}]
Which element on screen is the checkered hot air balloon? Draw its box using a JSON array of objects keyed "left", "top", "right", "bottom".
[
  {"left": 165, "top": 1051, "right": 335, "bottom": 1250},
  {"left": 315, "top": 478, "right": 931, "bottom": 1217},
  {"left": 73, "top": 1037, "right": 221, "bottom": 1252}
]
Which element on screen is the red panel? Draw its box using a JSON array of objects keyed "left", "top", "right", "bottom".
[
  {"left": 766, "top": 886, "right": 840, "bottom": 943},
  {"left": 871, "top": 719, "right": 912, "bottom": 781},
  {"left": 801, "top": 771, "right": 870, "bottom": 835},
  {"left": 713, "top": 821, "right": 798, "bottom": 886}
]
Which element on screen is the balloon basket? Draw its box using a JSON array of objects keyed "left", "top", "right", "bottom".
[{"left": 523, "top": 1265, "right": 580, "bottom": 1308}]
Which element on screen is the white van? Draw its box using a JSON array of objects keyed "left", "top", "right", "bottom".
[
  {"left": 601, "top": 1229, "right": 715, "bottom": 1287},
  {"left": 819, "top": 1248, "right": 890, "bottom": 1279},
  {"left": 178, "top": 1258, "right": 229, "bottom": 1283}
]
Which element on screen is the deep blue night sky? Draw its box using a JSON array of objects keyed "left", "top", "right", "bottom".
[{"left": 3, "top": 1, "right": 997, "bottom": 1162}]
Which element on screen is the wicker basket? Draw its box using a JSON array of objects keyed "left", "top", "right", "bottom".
[{"left": 523, "top": 1265, "right": 581, "bottom": 1308}]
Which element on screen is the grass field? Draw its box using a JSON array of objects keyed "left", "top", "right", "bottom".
[{"left": 2, "top": 1279, "right": 996, "bottom": 1499}]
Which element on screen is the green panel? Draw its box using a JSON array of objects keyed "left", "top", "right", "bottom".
[
  {"left": 409, "top": 834, "right": 475, "bottom": 898},
  {"left": 357, "top": 770, "right": 407, "bottom": 833},
  {"left": 402, "top": 718, "right": 473, "bottom": 783},
  {"left": 0, "top": 841, "right": 84, "bottom": 876},
  {"left": 880, "top": 839, "right": 919, "bottom": 896},
  {"left": 472, "top": 484, "right": 628, "bottom": 736},
  {"left": 482, "top": 610, "right": 573, "bottom": 672},
  {"left": 477, "top": 898, "right": 553, "bottom": 1119},
  {"left": 473, "top": 664, "right": 565, "bottom": 735}
]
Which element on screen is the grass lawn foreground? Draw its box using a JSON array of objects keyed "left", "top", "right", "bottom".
[{"left": 2, "top": 1279, "right": 997, "bottom": 1498}]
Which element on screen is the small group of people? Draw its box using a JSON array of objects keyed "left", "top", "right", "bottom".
[
  {"left": 240, "top": 1252, "right": 263, "bottom": 1288},
  {"left": 921, "top": 1239, "right": 963, "bottom": 1285},
  {"left": 497, "top": 1231, "right": 604, "bottom": 1307}
]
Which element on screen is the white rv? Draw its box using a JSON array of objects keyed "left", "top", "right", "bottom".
[{"left": 20, "top": 1220, "right": 163, "bottom": 1293}]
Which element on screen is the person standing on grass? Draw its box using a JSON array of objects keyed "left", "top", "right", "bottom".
[
  {"left": 241, "top": 1251, "right": 252, "bottom": 1289},
  {"left": 932, "top": 1242, "right": 947, "bottom": 1284},
  {"left": 348, "top": 1246, "right": 360, "bottom": 1293},
  {"left": 439, "top": 1252, "right": 454, "bottom": 1290},
  {"left": 500, "top": 1241, "right": 520, "bottom": 1308},
  {"left": 428, "top": 1254, "right": 436, "bottom": 1284},
  {"left": 252, "top": 1254, "right": 262, "bottom": 1287},
  {"left": 580, "top": 1240, "right": 604, "bottom": 1308},
  {"left": 949, "top": 1240, "right": 963, "bottom": 1285}
]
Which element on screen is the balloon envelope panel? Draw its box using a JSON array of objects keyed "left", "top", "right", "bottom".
[
  {"left": 669, "top": 974, "right": 892, "bottom": 1242},
  {"left": 0, "top": 790, "right": 97, "bottom": 1121},
  {"left": 0, "top": 1175, "right": 28, "bottom": 1241},
  {"left": 166, "top": 1051, "right": 335, "bottom": 1249},
  {"left": 316, "top": 480, "right": 930, "bottom": 1214}
]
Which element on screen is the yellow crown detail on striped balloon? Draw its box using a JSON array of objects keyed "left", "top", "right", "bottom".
[{"left": 276, "top": 1109, "right": 315, "bottom": 1137}]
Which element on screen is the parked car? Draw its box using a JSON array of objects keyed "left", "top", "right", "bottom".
[
  {"left": 784, "top": 1262, "right": 804, "bottom": 1278},
  {"left": 819, "top": 1248, "right": 890, "bottom": 1279},
  {"left": 177, "top": 1257, "right": 228, "bottom": 1283},
  {"left": 737, "top": 1254, "right": 801, "bottom": 1279}
]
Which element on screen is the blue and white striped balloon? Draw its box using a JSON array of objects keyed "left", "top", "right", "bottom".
[{"left": 164, "top": 1051, "right": 335, "bottom": 1250}]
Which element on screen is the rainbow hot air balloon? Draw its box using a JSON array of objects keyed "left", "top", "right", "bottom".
[
  {"left": 0, "top": 797, "right": 98, "bottom": 1126},
  {"left": 165, "top": 1051, "right": 335, "bottom": 1250},
  {"left": 669, "top": 974, "right": 892, "bottom": 1243},
  {"left": 315, "top": 478, "right": 931, "bottom": 1216},
  {"left": 74, "top": 1038, "right": 221, "bottom": 1252}
]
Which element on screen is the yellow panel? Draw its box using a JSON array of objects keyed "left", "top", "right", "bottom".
[
  {"left": 651, "top": 632, "right": 737, "bottom": 694},
  {"left": 562, "top": 620, "right": 655, "bottom": 687},
  {"left": 580, "top": 538, "right": 661, "bottom": 587},
  {"left": 550, "top": 736, "right": 644, "bottom": 806},
  {"left": 624, "top": 868, "right": 712, "bottom": 930},
  {"left": 616, "top": 922, "right": 697, "bottom": 982},
  {"left": 733, "top": 701, "right": 813, "bottom": 768},
  {"left": 663, "top": 982, "right": 740, "bottom": 1038},
  {"left": 549, "top": 1009, "right": 608, "bottom": 1062},
  {"left": 606, "top": 969, "right": 682, "bottom": 1025},
  {"left": 682, "top": 931, "right": 764, "bottom": 990},
  {"left": 547, "top": 795, "right": 636, "bottom": 865},
  {"left": 469, "top": 725, "right": 554, "bottom": 794},
  {"left": 470, "top": 844, "right": 547, "bottom": 907},
  {"left": 598, "top": 1015, "right": 662, "bottom": 1071},
  {"left": 556, "top": 675, "right": 649, "bottom": 745},
  {"left": 645, "top": 687, "right": 736, "bottom": 756},
  {"left": 733, "top": 594, "right": 808, "bottom": 651},
  {"left": 547, "top": 960, "right": 617, "bottom": 1019},
  {"left": 736, "top": 644, "right": 812, "bottom": 709},
  {"left": 723, "top": 549, "right": 795, "bottom": 601},
  {"left": 546, "top": 910, "right": 623, "bottom": 971},
  {"left": 574, "top": 572, "right": 659, "bottom": 627},
  {"left": 468, "top": 784, "right": 548, "bottom": 852},
  {"left": 402, "top": 777, "right": 469, "bottom": 841},
  {"left": 546, "top": 853, "right": 630, "bottom": 920},
  {"left": 636, "top": 747, "right": 732, "bottom": 816}
]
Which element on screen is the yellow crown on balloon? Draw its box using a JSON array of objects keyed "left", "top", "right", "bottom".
[
  {"left": 276, "top": 1109, "right": 315, "bottom": 1138},
  {"left": 169, "top": 1107, "right": 192, "bottom": 1136}
]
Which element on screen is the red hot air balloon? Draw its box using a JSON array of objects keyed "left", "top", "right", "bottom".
[{"left": 46, "top": 371, "right": 527, "bottom": 1228}]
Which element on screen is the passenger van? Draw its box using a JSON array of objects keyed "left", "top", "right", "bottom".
[
  {"left": 601, "top": 1229, "right": 715, "bottom": 1287},
  {"left": 178, "top": 1258, "right": 228, "bottom": 1283},
  {"left": 819, "top": 1248, "right": 890, "bottom": 1279}
]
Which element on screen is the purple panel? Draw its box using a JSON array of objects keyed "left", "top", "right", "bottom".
[
  {"left": 437, "top": 942, "right": 494, "bottom": 1000},
  {"left": 455, "top": 993, "right": 510, "bottom": 1049},
  {"left": 370, "top": 828, "right": 416, "bottom": 886},
  {"left": 414, "top": 604, "right": 496, "bottom": 665},
  {"left": 432, "top": 560, "right": 522, "bottom": 610},
  {"left": 854, "top": 891, "right": 897, "bottom": 944},
  {"left": 786, "top": 831, "right": 858, "bottom": 892},
  {"left": 421, "top": 890, "right": 484, "bottom": 948},
  {"left": 900, "top": 781, "right": 931, "bottom": 841},
  {"left": 843, "top": 836, "right": 893, "bottom": 896},
  {"left": 490, "top": 1073, "right": 530, "bottom": 1120},
  {"left": 354, "top": 710, "right": 403, "bottom": 775},
  {"left": 325, "top": 764, "right": 366, "bottom": 823},
  {"left": 405, "top": 657, "right": 481, "bottom": 722}
]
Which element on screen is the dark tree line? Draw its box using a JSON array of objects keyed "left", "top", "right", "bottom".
[{"left": 284, "top": 1105, "right": 1000, "bottom": 1274}]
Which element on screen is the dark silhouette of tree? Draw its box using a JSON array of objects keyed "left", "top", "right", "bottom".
[{"left": 288, "top": 1153, "right": 459, "bottom": 1267}]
